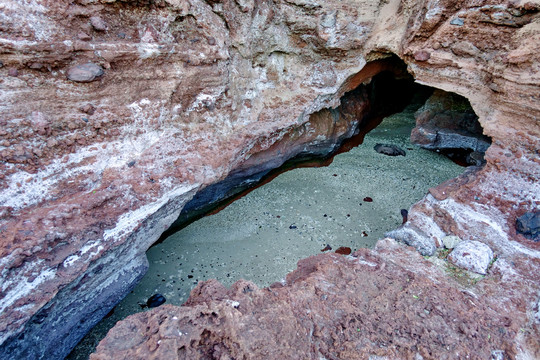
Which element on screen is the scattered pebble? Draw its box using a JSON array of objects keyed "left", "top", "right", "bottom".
[
  {"left": 374, "top": 143, "right": 406, "bottom": 156},
  {"left": 321, "top": 245, "right": 332, "bottom": 252},
  {"left": 363, "top": 197, "right": 373, "bottom": 202},
  {"left": 335, "top": 247, "right": 352, "bottom": 255}
]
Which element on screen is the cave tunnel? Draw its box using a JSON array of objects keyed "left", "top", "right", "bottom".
[{"left": 67, "top": 55, "right": 493, "bottom": 359}]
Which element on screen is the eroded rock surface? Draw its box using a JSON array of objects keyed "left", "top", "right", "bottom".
[
  {"left": 0, "top": 0, "right": 539, "bottom": 359},
  {"left": 92, "top": 239, "right": 540, "bottom": 359}
]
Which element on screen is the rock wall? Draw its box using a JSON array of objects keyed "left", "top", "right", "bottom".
[{"left": 0, "top": 0, "right": 539, "bottom": 359}]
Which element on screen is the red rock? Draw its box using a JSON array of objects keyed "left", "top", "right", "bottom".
[
  {"left": 0, "top": 1, "right": 539, "bottom": 359},
  {"left": 334, "top": 246, "right": 352, "bottom": 255}
]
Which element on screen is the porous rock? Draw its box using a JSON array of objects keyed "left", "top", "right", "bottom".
[
  {"left": 385, "top": 224, "right": 436, "bottom": 256},
  {"left": 448, "top": 240, "right": 494, "bottom": 275}
]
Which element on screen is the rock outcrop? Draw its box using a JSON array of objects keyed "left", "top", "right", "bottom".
[
  {"left": 411, "top": 89, "right": 492, "bottom": 165},
  {"left": 0, "top": 0, "right": 539, "bottom": 359}
]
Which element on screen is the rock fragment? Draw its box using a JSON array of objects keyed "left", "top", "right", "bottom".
[
  {"left": 385, "top": 225, "right": 436, "bottom": 256},
  {"left": 442, "top": 235, "right": 461, "bottom": 249},
  {"left": 374, "top": 143, "right": 406, "bottom": 156},
  {"left": 414, "top": 50, "right": 431, "bottom": 61},
  {"left": 450, "top": 18, "right": 464, "bottom": 26},
  {"left": 90, "top": 16, "right": 108, "bottom": 31},
  {"left": 448, "top": 240, "right": 493, "bottom": 275},
  {"left": 67, "top": 63, "right": 104, "bottom": 83},
  {"left": 516, "top": 210, "right": 539, "bottom": 241}
]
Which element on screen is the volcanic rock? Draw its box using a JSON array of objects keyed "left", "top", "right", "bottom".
[
  {"left": 411, "top": 89, "right": 492, "bottom": 163},
  {"left": 516, "top": 211, "right": 540, "bottom": 241}
]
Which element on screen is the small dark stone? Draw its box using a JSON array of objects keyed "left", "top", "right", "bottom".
[
  {"left": 187, "top": 275, "right": 193, "bottom": 278},
  {"left": 289, "top": 225, "right": 297, "bottom": 229},
  {"left": 374, "top": 143, "right": 406, "bottom": 156},
  {"left": 117, "top": 32, "right": 126, "bottom": 39},
  {"left": 332, "top": 174, "right": 338, "bottom": 177},
  {"left": 363, "top": 197, "right": 373, "bottom": 202},
  {"left": 0, "top": 61, "right": 3, "bottom": 68},
  {"left": 362, "top": 231, "right": 368, "bottom": 237},
  {"left": 82, "top": 118, "right": 89, "bottom": 123},
  {"left": 401, "top": 209, "right": 408, "bottom": 224},
  {"left": 146, "top": 294, "right": 166, "bottom": 308},
  {"left": 335, "top": 247, "right": 352, "bottom": 255},
  {"left": 127, "top": 160, "right": 136, "bottom": 167},
  {"left": 321, "top": 245, "right": 332, "bottom": 252},
  {"left": 516, "top": 211, "right": 539, "bottom": 241}
]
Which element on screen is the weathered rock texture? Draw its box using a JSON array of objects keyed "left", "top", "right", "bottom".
[
  {"left": 0, "top": 0, "right": 539, "bottom": 359},
  {"left": 411, "top": 89, "right": 492, "bottom": 164}
]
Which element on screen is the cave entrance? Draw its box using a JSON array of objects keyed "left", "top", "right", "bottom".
[{"left": 68, "top": 56, "right": 491, "bottom": 359}]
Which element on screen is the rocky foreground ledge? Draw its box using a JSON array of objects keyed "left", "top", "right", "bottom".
[
  {"left": 92, "top": 164, "right": 540, "bottom": 359},
  {"left": 1, "top": 0, "right": 539, "bottom": 358}
]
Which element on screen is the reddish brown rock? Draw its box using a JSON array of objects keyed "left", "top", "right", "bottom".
[
  {"left": 0, "top": 0, "right": 539, "bottom": 359},
  {"left": 92, "top": 241, "right": 540, "bottom": 359}
]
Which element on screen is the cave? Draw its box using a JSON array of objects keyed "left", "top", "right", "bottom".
[
  {"left": 67, "top": 56, "right": 491, "bottom": 359},
  {"left": 2, "top": 1, "right": 539, "bottom": 359}
]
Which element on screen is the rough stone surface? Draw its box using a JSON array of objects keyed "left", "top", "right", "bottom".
[
  {"left": 67, "top": 63, "right": 104, "bottom": 83},
  {"left": 0, "top": 0, "right": 539, "bottom": 359},
  {"left": 516, "top": 210, "right": 540, "bottom": 241},
  {"left": 442, "top": 235, "right": 461, "bottom": 249},
  {"left": 448, "top": 240, "right": 494, "bottom": 275},
  {"left": 411, "top": 89, "right": 492, "bottom": 158},
  {"left": 92, "top": 240, "right": 539, "bottom": 360},
  {"left": 373, "top": 143, "right": 406, "bottom": 156},
  {"left": 385, "top": 224, "right": 436, "bottom": 256}
]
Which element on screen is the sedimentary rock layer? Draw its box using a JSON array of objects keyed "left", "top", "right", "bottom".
[{"left": 0, "top": 0, "right": 539, "bottom": 358}]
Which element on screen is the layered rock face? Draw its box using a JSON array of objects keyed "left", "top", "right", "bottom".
[{"left": 0, "top": 0, "right": 539, "bottom": 359}]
